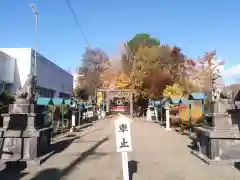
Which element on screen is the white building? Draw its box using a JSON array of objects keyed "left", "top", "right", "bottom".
[{"left": 0, "top": 48, "right": 73, "bottom": 98}]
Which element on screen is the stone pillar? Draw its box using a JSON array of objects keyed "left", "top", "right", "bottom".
[
  {"left": 160, "top": 105, "right": 163, "bottom": 124},
  {"left": 106, "top": 91, "right": 109, "bottom": 113},
  {"left": 155, "top": 108, "right": 159, "bottom": 122},
  {"left": 165, "top": 106, "right": 171, "bottom": 131},
  {"left": 78, "top": 106, "right": 81, "bottom": 125},
  {"left": 70, "top": 111, "right": 76, "bottom": 132},
  {"left": 130, "top": 92, "right": 133, "bottom": 116},
  {"left": 146, "top": 108, "right": 151, "bottom": 121}
]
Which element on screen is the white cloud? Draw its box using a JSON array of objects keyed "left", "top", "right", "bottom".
[
  {"left": 220, "top": 64, "right": 240, "bottom": 84},
  {"left": 198, "top": 57, "right": 240, "bottom": 84},
  {"left": 221, "top": 64, "right": 240, "bottom": 77}
]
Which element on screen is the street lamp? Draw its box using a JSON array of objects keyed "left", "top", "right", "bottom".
[{"left": 30, "top": 4, "right": 38, "bottom": 76}]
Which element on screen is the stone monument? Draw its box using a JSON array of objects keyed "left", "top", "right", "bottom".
[
  {"left": 0, "top": 74, "right": 52, "bottom": 169},
  {"left": 146, "top": 105, "right": 158, "bottom": 122},
  {"left": 69, "top": 100, "right": 78, "bottom": 132},
  {"left": 191, "top": 88, "right": 240, "bottom": 165}
]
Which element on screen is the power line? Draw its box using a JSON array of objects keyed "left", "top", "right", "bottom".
[
  {"left": 64, "top": 0, "right": 92, "bottom": 49},
  {"left": 64, "top": 0, "right": 111, "bottom": 73}
]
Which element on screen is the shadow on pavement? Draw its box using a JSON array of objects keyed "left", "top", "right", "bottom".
[
  {"left": 0, "top": 161, "right": 28, "bottom": 180},
  {"left": 30, "top": 136, "right": 109, "bottom": 180},
  {"left": 234, "top": 162, "right": 240, "bottom": 170},
  {"left": 0, "top": 135, "right": 79, "bottom": 179},
  {"left": 28, "top": 168, "right": 61, "bottom": 180},
  {"left": 76, "top": 123, "right": 93, "bottom": 132},
  {"left": 128, "top": 160, "right": 139, "bottom": 180},
  {"left": 40, "top": 135, "right": 80, "bottom": 165},
  {"left": 175, "top": 129, "right": 190, "bottom": 136},
  {"left": 187, "top": 138, "right": 198, "bottom": 151}
]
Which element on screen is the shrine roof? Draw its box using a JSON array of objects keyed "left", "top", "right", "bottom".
[
  {"left": 52, "top": 98, "right": 65, "bottom": 105},
  {"left": 234, "top": 90, "right": 240, "bottom": 101},
  {"left": 37, "top": 97, "right": 82, "bottom": 106},
  {"left": 36, "top": 97, "right": 53, "bottom": 105},
  {"left": 188, "top": 93, "right": 206, "bottom": 100},
  {"left": 179, "top": 99, "right": 193, "bottom": 104},
  {"left": 152, "top": 100, "right": 161, "bottom": 105},
  {"left": 77, "top": 101, "right": 89, "bottom": 106},
  {"left": 169, "top": 98, "right": 181, "bottom": 104},
  {"left": 97, "top": 88, "right": 136, "bottom": 92},
  {"left": 65, "top": 99, "right": 77, "bottom": 105}
]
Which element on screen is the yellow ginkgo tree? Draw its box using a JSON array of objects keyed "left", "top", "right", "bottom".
[
  {"left": 115, "top": 71, "right": 131, "bottom": 89},
  {"left": 163, "top": 83, "right": 184, "bottom": 98}
]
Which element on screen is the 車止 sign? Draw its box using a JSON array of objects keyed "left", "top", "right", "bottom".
[{"left": 115, "top": 114, "right": 132, "bottom": 152}]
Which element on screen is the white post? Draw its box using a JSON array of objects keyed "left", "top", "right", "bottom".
[
  {"left": 115, "top": 114, "right": 132, "bottom": 180},
  {"left": 146, "top": 108, "right": 150, "bottom": 121},
  {"left": 121, "top": 151, "right": 129, "bottom": 180},
  {"left": 70, "top": 113, "right": 76, "bottom": 132},
  {"left": 154, "top": 107, "right": 159, "bottom": 122},
  {"left": 78, "top": 106, "right": 81, "bottom": 126},
  {"left": 165, "top": 108, "right": 171, "bottom": 131},
  {"left": 160, "top": 105, "right": 163, "bottom": 124}
]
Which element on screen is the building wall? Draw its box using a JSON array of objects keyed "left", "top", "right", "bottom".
[
  {"left": 33, "top": 50, "right": 73, "bottom": 97},
  {"left": 0, "top": 48, "right": 73, "bottom": 98},
  {"left": 0, "top": 48, "right": 31, "bottom": 89},
  {"left": 0, "top": 52, "right": 15, "bottom": 84},
  {"left": 0, "top": 50, "right": 25, "bottom": 93}
]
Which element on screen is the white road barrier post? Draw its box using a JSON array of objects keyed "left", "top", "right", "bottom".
[{"left": 115, "top": 114, "right": 132, "bottom": 180}]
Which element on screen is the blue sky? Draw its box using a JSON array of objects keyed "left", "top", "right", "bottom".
[{"left": 1, "top": 0, "right": 240, "bottom": 84}]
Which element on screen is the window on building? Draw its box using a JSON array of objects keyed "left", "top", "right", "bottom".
[
  {"left": 59, "top": 92, "right": 70, "bottom": 99},
  {"left": 61, "top": 84, "right": 65, "bottom": 90},
  {"left": 4, "top": 83, "right": 11, "bottom": 92},
  {"left": 0, "top": 82, "right": 4, "bottom": 93},
  {"left": 36, "top": 87, "right": 55, "bottom": 98}
]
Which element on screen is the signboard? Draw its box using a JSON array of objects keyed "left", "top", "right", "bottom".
[
  {"left": 115, "top": 114, "right": 132, "bottom": 180},
  {"left": 146, "top": 106, "right": 158, "bottom": 121},
  {"left": 86, "top": 106, "right": 94, "bottom": 118},
  {"left": 115, "top": 114, "right": 132, "bottom": 152},
  {"left": 120, "top": 92, "right": 130, "bottom": 96},
  {"left": 97, "top": 92, "right": 103, "bottom": 105},
  {"left": 109, "top": 83, "right": 115, "bottom": 89}
]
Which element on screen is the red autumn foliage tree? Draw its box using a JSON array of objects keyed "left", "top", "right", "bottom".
[
  {"left": 142, "top": 70, "right": 173, "bottom": 99},
  {"left": 193, "top": 51, "right": 224, "bottom": 93},
  {"left": 121, "top": 33, "right": 201, "bottom": 99}
]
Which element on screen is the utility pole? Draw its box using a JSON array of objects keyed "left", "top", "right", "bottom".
[
  {"left": 29, "top": 4, "right": 39, "bottom": 103},
  {"left": 30, "top": 4, "right": 38, "bottom": 76}
]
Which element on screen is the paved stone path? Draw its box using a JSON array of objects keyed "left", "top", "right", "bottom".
[{"left": 1, "top": 116, "right": 240, "bottom": 180}]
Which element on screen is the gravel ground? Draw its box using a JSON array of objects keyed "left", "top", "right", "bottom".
[{"left": 1, "top": 116, "right": 240, "bottom": 180}]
